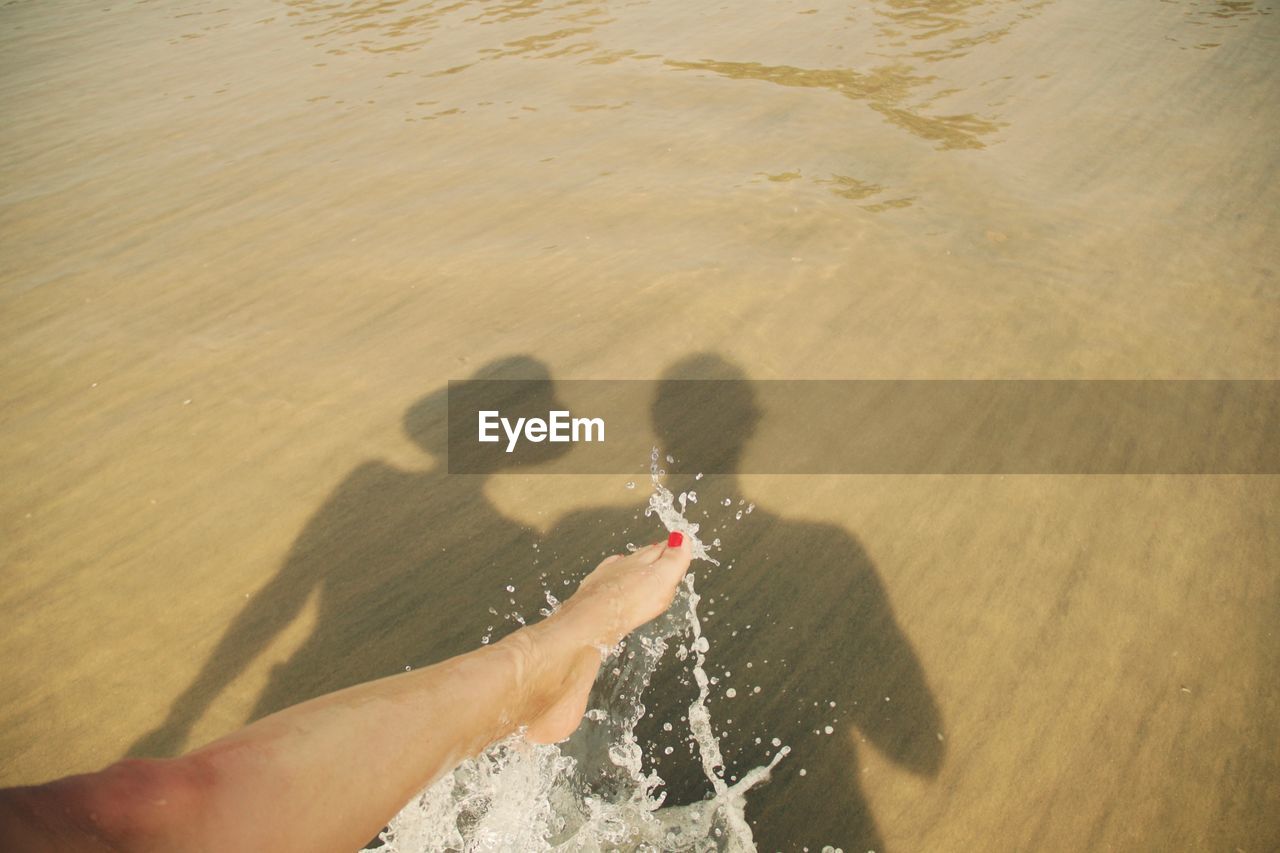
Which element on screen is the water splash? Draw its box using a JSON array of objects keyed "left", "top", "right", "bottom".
[
  {"left": 377, "top": 454, "right": 785, "bottom": 851},
  {"left": 646, "top": 448, "right": 718, "bottom": 566}
]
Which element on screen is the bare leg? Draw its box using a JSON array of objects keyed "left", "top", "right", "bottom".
[{"left": 0, "top": 534, "right": 692, "bottom": 853}]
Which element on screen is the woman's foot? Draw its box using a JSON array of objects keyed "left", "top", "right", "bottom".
[{"left": 520, "top": 533, "right": 692, "bottom": 743}]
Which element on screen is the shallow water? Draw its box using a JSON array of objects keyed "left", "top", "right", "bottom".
[
  {"left": 380, "top": 473, "right": 788, "bottom": 851},
  {"left": 2, "top": 0, "right": 1278, "bottom": 850}
]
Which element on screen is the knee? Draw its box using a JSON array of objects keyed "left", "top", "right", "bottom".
[{"left": 63, "top": 756, "right": 215, "bottom": 848}]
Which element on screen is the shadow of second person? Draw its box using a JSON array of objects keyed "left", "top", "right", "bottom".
[
  {"left": 549, "top": 354, "right": 945, "bottom": 852},
  {"left": 128, "top": 356, "right": 571, "bottom": 759}
]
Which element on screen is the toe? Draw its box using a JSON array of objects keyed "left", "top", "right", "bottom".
[{"left": 652, "top": 532, "right": 692, "bottom": 578}]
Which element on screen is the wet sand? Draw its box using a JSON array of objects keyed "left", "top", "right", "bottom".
[{"left": 2, "top": 0, "right": 1278, "bottom": 849}]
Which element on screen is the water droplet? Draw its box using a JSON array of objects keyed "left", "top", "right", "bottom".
[{"left": 383, "top": 483, "right": 773, "bottom": 849}]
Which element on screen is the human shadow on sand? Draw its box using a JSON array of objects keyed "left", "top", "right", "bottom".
[
  {"left": 127, "top": 356, "right": 569, "bottom": 759},
  {"left": 128, "top": 351, "right": 942, "bottom": 851},
  {"left": 547, "top": 354, "right": 945, "bottom": 852}
]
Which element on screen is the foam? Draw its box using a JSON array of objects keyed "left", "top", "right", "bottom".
[{"left": 377, "top": 456, "right": 785, "bottom": 851}]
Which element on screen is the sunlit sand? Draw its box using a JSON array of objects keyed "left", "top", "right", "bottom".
[{"left": 1, "top": 0, "right": 1276, "bottom": 849}]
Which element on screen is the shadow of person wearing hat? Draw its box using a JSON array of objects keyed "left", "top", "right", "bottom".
[{"left": 128, "top": 356, "right": 570, "bottom": 759}]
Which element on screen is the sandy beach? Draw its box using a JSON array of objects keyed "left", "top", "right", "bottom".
[{"left": 2, "top": 0, "right": 1277, "bottom": 849}]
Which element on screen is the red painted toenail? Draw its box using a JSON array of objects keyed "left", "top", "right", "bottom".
[{"left": 667, "top": 531, "right": 684, "bottom": 548}]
